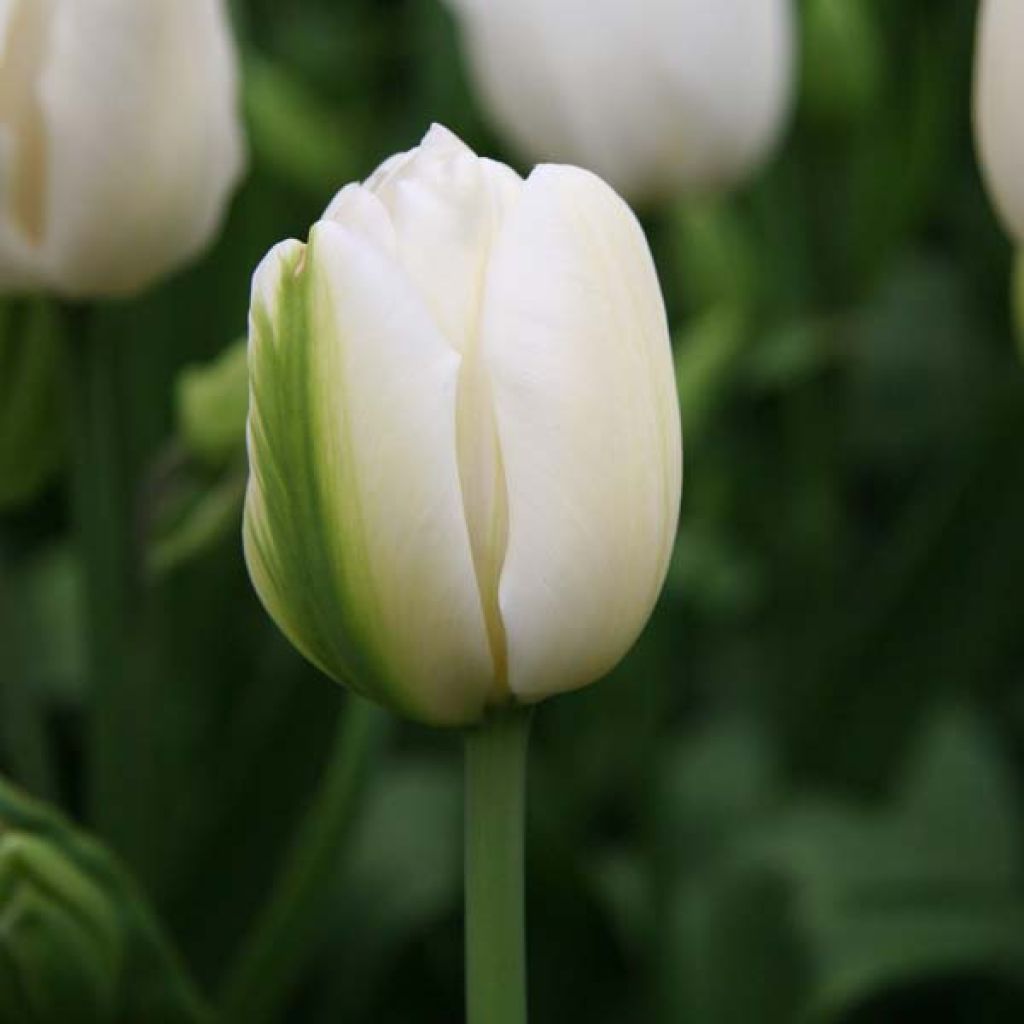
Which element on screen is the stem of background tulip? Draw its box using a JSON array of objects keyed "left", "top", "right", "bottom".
[
  {"left": 61, "top": 306, "right": 135, "bottom": 840},
  {"left": 219, "top": 696, "right": 384, "bottom": 1024},
  {"left": 465, "top": 706, "right": 532, "bottom": 1024}
]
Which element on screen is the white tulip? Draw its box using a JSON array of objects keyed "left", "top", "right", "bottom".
[
  {"left": 975, "top": 0, "right": 1024, "bottom": 242},
  {"left": 442, "top": 0, "right": 795, "bottom": 202},
  {"left": 0, "top": 0, "right": 245, "bottom": 298},
  {"left": 244, "top": 125, "right": 682, "bottom": 726}
]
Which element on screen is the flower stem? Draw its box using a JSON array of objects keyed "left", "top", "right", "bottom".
[
  {"left": 62, "top": 306, "right": 136, "bottom": 839},
  {"left": 465, "top": 706, "right": 531, "bottom": 1024},
  {"left": 219, "top": 696, "right": 385, "bottom": 1024}
]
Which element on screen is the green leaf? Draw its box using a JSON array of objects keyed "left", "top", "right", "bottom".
[
  {"left": 800, "top": 0, "right": 884, "bottom": 129},
  {"left": 243, "top": 55, "right": 360, "bottom": 198},
  {"left": 658, "top": 722, "right": 806, "bottom": 1024},
  {"left": 756, "top": 710, "right": 1024, "bottom": 1021},
  {"left": 0, "top": 778, "right": 211, "bottom": 1024},
  {"left": 147, "top": 471, "right": 246, "bottom": 580}
]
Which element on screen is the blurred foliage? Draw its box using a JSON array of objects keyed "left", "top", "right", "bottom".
[
  {"left": 2, "top": 0, "right": 1024, "bottom": 1021},
  {"left": 0, "top": 778, "right": 209, "bottom": 1023}
]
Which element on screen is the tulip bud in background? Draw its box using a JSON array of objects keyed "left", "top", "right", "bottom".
[
  {"left": 441, "top": 0, "right": 796, "bottom": 203},
  {"left": 0, "top": 833, "right": 122, "bottom": 1024},
  {"left": 975, "top": 0, "right": 1024, "bottom": 242},
  {"left": 244, "top": 125, "right": 682, "bottom": 726},
  {"left": 0, "top": 0, "right": 245, "bottom": 299}
]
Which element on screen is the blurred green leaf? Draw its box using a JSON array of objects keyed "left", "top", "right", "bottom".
[
  {"left": 658, "top": 722, "right": 805, "bottom": 1024},
  {"left": 846, "top": 256, "right": 987, "bottom": 467},
  {"left": 744, "top": 319, "right": 836, "bottom": 392},
  {"left": 800, "top": 0, "right": 884, "bottom": 130},
  {"left": 759, "top": 710, "right": 1024, "bottom": 1021},
  {"left": 244, "top": 55, "right": 360, "bottom": 197},
  {"left": 147, "top": 470, "right": 246, "bottom": 580},
  {"left": 671, "top": 200, "right": 758, "bottom": 312},
  {"left": 0, "top": 777, "right": 210, "bottom": 1024}
]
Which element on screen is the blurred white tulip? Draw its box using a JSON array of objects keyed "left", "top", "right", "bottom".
[
  {"left": 0, "top": 0, "right": 245, "bottom": 298},
  {"left": 975, "top": 0, "right": 1024, "bottom": 242},
  {"left": 244, "top": 125, "right": 682, "bottom": 726},
  {"left": 442, "top": 0, "right": 795, "bottom": 202}
]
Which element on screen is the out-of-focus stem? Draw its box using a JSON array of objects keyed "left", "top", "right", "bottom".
[{"left": 62, "top": 306, "right": 136, "bottom": 840}]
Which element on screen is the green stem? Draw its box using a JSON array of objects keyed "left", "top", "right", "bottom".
[
  {"left": 62, "top": 307, "right": 135, "bottom": 839},
  {"left": 465, "top": 706, "right": 532, "bottom": 1024},
  {"left": 219, "top": 696, "right": 384, "bottom": 1024}
]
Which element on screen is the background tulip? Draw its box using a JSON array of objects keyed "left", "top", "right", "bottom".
[
  {"left": 0, "top": 0, "right": 245, "bottom": 298},
  {"left": 244, "top": 125, "right": 682, "bottom": 727},
  {"left": 441, "top": 0, "right": 795, "bottom": 202},
  {"left": 975, "top": 0, "right": 1024, "bottom": 242}
]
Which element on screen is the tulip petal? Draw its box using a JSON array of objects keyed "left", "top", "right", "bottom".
[
  {"left": 32, "top": 0, "right": 244, "bottom": 296},
  {"left": 244, "top": 222, "right": 494, "bottom": 725},
  {"left": 444, "top": 0, "right": 794, "bottom": 200},
  {"left": 975, "top": 0, "right": 1024, "bottom": 241},
  {"left": 368, "top": 124, "right": 522, "bottom": 354},
  {"left": 481, "top": 164, "right": 682, "bottom": 701},
  {"left": 0, "top": 0, "right": 54, "bottom": 288}
]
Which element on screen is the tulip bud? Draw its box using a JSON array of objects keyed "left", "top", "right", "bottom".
[
  {"left": 441, "top": 0, "right": 796, "bottom": 202},
  {"left": 244, "top": 125, "right": 682, "bottom": 726},
  {"left": 177, "top": 340, "right": 249, "bottom": 469},
  {"left": 0, "top": 0, "right": 245, "bottom": 298},
  {"left": 975, "top": 0, "right": 1024, "bottom": 242},
  {"left": 0, "top": 832, "right": 122, "bottom": 1024}
]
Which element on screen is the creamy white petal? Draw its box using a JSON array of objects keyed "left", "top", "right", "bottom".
[
  {"left": 0, "top": 0, "right": 54, "bottom": 288},
  {"left": 322, "top": 183, "right": 398, "bottom": 255},
  {"left": 444, "top": 0, "right": 794, "bottom": 200},
  {"left": 975, "top": 0, "right": 1024, "bottom": 241},
  {"left": 244, "top": 219, "right": 494, "bottom": 725},
  {"left": 366, "top": 123, "right": 523, "bottom": 354},
  {"left": 355, "top": 125, "right": 524, "bottom": 697},
  {"left": 480, "top": 165, "right": 682, "bottom": 701},
  {"left": 1, "top": 0, "right": 246, "bottom": 296}
]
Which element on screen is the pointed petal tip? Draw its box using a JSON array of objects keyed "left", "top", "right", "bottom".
[{"left": 421, "top": 122, "right": 476, "bottom": 157}]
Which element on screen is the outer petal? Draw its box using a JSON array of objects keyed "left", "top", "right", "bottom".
[
  {"left": 975, "top": 0, "right": 1024, "bottom": 241},
  {"left": 36, "top": 0, "right": 245, "bottom": 296},
  {"left": 480, "top": 165, "right": 682, "bottom": 701},
  {"left": 243, "top": 222, "right": 494, "bottom": 726}
]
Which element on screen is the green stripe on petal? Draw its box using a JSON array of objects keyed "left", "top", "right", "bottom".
[
  {"left": 243, "top": 225, "right": 495, "bottom": 726},
  {"left": 243, "top": 237, "right": 380, "bottom": 697}
]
